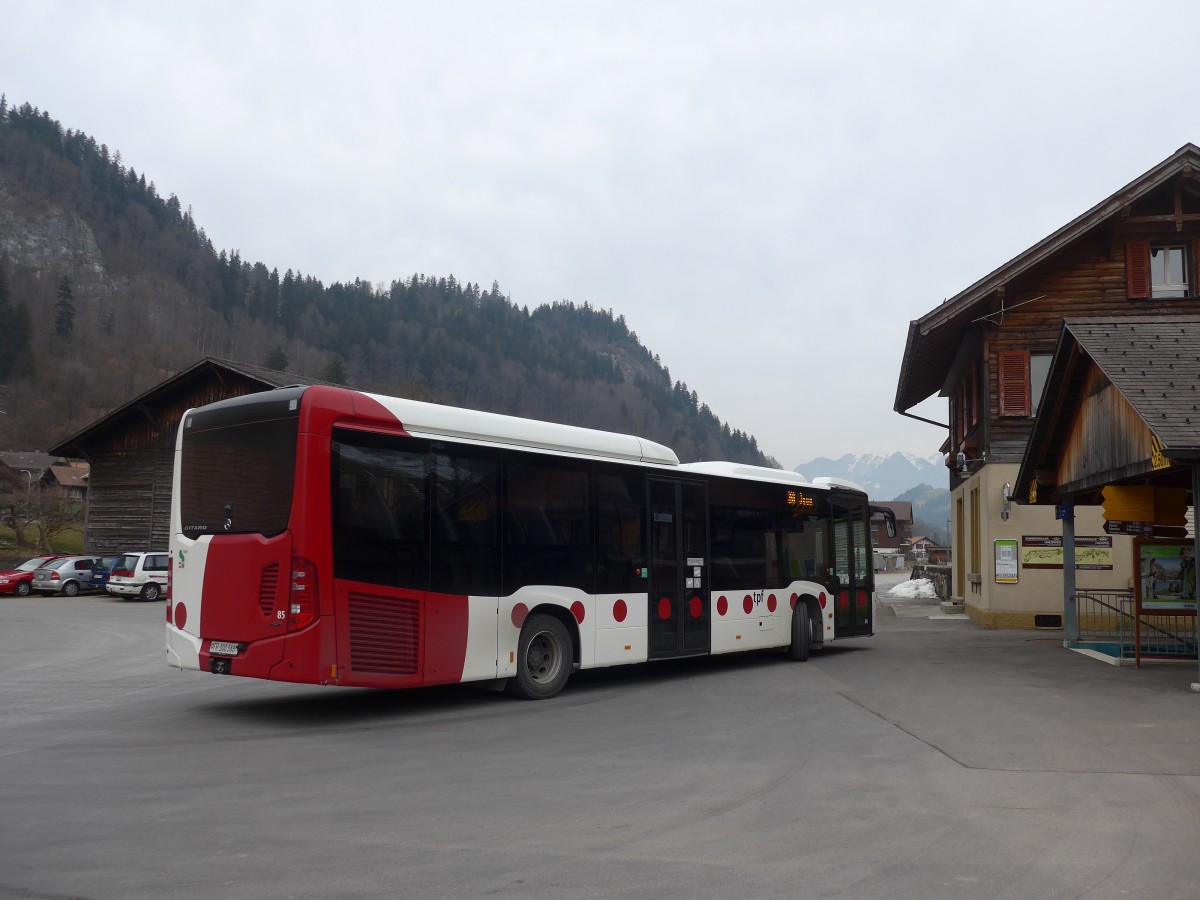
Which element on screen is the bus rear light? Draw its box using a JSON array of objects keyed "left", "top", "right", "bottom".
[{"left": 288, "top": 556, "right": 318, "bottom": 629}]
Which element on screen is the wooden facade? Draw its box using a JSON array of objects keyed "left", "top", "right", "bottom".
[
  {"left": 897, "top": 148, "right": 1200, "bottom": 482},
  {"left": 49, "top": 358, "right": 326, "bottom": 554},
  {"left": 893, "top": 145, "right": 1200, "bottom": 625},
  {"left": 1055, "top": 364, "right": 1155, "bottom": 497}
]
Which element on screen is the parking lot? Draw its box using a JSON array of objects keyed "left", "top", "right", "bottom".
[{"left": 2, "top": 583, "right": 1199, "bottom": 899}]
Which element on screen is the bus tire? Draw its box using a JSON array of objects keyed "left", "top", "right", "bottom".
[
  {"left": 788, "top": 605, "right": 811, "bottom": 662},
  {"left": 507, "top": 613, "right": 572, "bottom": 700}
]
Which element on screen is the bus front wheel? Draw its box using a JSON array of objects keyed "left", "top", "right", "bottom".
[
  {"left": 508, "top": 613, "right": 572, "bottom": 700},
  {"left": 788, "top": 605, "right": 811, "bottom": 662}
]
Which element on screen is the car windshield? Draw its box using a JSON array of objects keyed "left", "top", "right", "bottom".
[
  {"left": 46, "top": 558, "right": 74, "bottom": 570},
  {"left": 17, "top": 557, "right": 52, "bottom": 572}
]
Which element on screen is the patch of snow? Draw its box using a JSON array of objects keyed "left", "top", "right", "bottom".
[{"left": 885, "top": 578, "right": 939, "bottom": 600}]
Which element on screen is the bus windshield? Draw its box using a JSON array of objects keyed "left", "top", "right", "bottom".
[{"left": 179, "top": 390, "right": 302, "bottom": 537}]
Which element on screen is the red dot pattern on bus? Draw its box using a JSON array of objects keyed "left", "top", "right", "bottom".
[
  {"left": 717, "top": 595, "right": 728, "bottom": 616},
  {"left": 689, "top": 596, "right": 702, "bottom": 619},
  {"left": 174, "top": 602, "right": 186, "bottom": 630},
  {"left": 742, "top": 595, "right": 753, "bottom": 615},
  {"left": 613, "top": 598, "right": 627, "bottom": 622},
  {"left": 819, "top": 592, "right": 827, "bottom": 609},
  {"left": 838, "top": 591, "right": 850, "bottom": 609},
  {"left": 790, "top": 593, "right": 798, "bottom": 609},
  {"left": 571, "top": 601, "right": 585, "bottom": 624},
  {"left": 657, "top": 597, "right": 672, "bottom": 620},
  {"left": 767, "top": 594, "right": 777, "bottom": 613},
  {"left": 511, "top": 603, "right": 529, "bottom": 628}
]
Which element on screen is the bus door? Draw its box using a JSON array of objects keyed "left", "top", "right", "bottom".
[
  {"left": 831, "top": 498, "right": 873, "bottom": 636},
  {"left": 648, "top": 478, "right": 709, "bottom": 658}
]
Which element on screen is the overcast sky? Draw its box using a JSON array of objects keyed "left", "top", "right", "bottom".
[{"left": 4, "top": 1, "right": 1198, "bottom": 469}]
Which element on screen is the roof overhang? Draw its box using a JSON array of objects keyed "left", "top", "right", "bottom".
[
  {"left": 895, "top": 143, "right": 1200, "bottom": 415},
  {"left": 1015, "top": 315, "right": 1200, "bottom": 505}
]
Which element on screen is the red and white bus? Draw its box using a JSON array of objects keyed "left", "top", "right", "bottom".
[{"left": 167, "top": 385, "right": 892, "bottom": 699}]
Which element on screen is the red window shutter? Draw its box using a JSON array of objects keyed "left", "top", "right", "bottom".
[
  {"left": 1126, "top": 240, "right": 1150, "bottom": 299},
  {"left": 998, "top": 350, "right": 1030, "bottom": 417}
]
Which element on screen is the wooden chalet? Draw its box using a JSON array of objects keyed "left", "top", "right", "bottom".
[
  {"left": 49, "top": 358, "right": 330, "bottom": 554},
  {"left": 894, "top": 143, "right": 1200, "bottom": 628}
]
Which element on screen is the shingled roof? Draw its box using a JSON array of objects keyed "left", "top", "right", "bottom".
[
  {"left": 1016, "top": 315, "right": 1200, "bottom": 503},
  {"left": 1069, "top": 316, "right": 1200, "bottom": 454},
  {"left": 48, "top": 357, "right": 340, "bottom": 458}
]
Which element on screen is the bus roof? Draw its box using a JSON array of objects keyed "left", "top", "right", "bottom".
[
  {"left": 361, "top": 391, "right": 680, "bottom": 466},
  {"left": 678, "top": 462, "right": 870, "bottom": 496},
  {"left": 678, "top": 461, "right": 826, "bottom": 489}
]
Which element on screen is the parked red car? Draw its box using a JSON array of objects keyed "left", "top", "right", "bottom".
[{"left": 0, "top": 555, "right": 65, "bottom": 596}]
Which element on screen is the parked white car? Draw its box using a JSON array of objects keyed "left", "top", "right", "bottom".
[{"left": 106, "top": 551, "right": 170, "bottom": 600}]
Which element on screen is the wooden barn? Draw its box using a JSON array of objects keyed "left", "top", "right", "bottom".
[{"left": 49, "top": 358, "right": 327, "bottom": 554}]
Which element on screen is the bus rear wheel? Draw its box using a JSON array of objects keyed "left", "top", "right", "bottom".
[
  {"left": 507, "top": 613, "right": 572, "bottom": 700},
  {"left": 788, "top": 605, "right": 811, "bottom": 662}
]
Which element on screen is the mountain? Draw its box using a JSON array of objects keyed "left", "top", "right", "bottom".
[
  {"left": 894, "top": 483, "right": 951, "bottom": 545},
  {"left": 0, "top": 98, "right": 773, "bottom": 466},
  {"left": 794, "top": 451, "right": 947, "bottom": 501}
]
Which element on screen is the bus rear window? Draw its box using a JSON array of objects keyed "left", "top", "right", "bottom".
[{"left": 180, "top": 415, "right": 299, "bottom": 537}]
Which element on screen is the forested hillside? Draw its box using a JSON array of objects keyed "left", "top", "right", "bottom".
[{"left": 0, "top": 97, "right": 773, "bottom": 465}]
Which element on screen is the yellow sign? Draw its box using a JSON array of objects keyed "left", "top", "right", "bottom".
[
  {"left": 1028, "top": 480, "right": 1037, "bottom": 504},
  {"left": 1150, "top": 434, "right": 1169, "bottom": 471},
  {"left": 1101, "top": 485, "right": 1188, "bottom": 526},
  {"left": 1102, "top": 485, "right": 1154, "bottom": 522}
]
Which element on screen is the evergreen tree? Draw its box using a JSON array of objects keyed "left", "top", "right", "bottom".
[
  {"left": 318, "top": 354, "right": 347, "bottom": 384},
  {"left": 53, "top": 275, "right": 75, "bottom": 337},
  {"left": 0, "top": 262, "right": 32, "bottom": 380},
  {"left": 263, "top": 346, "right": 289, "bottom": 371}
]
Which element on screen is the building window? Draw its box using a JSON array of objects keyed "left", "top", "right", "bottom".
[
  {"left": 1151, "top": 245, "right": 1188, "bottom": 297},
  {"left": 1030, "top": 354, "right": 1052, "bottom": 414},
  {"left": 1127, "top": 240, "right": 1194, "bottom": 299}
]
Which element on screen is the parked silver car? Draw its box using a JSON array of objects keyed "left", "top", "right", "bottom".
[{"left": 32, "top": 556, "right": 100, "bottom": 596}]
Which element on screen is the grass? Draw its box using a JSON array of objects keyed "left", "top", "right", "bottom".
[{"left": 0, "top": 524, "right": 85, "bottom": 554}]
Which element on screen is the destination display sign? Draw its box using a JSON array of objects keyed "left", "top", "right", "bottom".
[{"left": 1103, "top": 520, "right": 1155, "bottom": 537}]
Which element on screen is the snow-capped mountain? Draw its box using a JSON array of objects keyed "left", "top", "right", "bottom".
[{"left": 793, "top": 452, "right": 946, "bottom": 501}]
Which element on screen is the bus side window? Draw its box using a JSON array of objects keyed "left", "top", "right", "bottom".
[
  {"left": 504, "top": 455, "right": 591, "bottom": 594},
  {"left": 431, "top": 448, "right": 500, "bottom": 596},
  {"left": 331, "top": 434, "right": 428, "bottom": 590},
  {"left": 596, "top": 466, "right": 644, "bottom": 594}
]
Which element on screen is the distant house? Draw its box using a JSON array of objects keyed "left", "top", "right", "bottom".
[
  {"left": 49, "top": 462, "right": 89, "bottom": 506},
  {"left": 894, "top": 144, "right": 1200, "bottom": 627},
  {"left": 48, "top": 357, "right": 332, "bottom": 553},
  {"left": 870, "top": 501, "right": 914, "bottom": 551},
  {"left": 0, "top": 451, "right": 56, "bottom": 495}
]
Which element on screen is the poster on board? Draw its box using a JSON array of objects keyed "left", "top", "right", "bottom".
[
  {"left": 1135, "top": 540, "right": 1197, "bottom": 612},
  {"left": 995, "top": 539, "right": 1018, "bottom": 583}
]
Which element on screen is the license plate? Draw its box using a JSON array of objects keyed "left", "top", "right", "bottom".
[{"left": 209, "top": 641, "right": 239, "bottom": 656}]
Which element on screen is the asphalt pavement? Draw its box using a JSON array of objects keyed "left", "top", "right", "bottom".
[{"left": 1, "top": 577, "right": 1198, "bottom": 899}]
